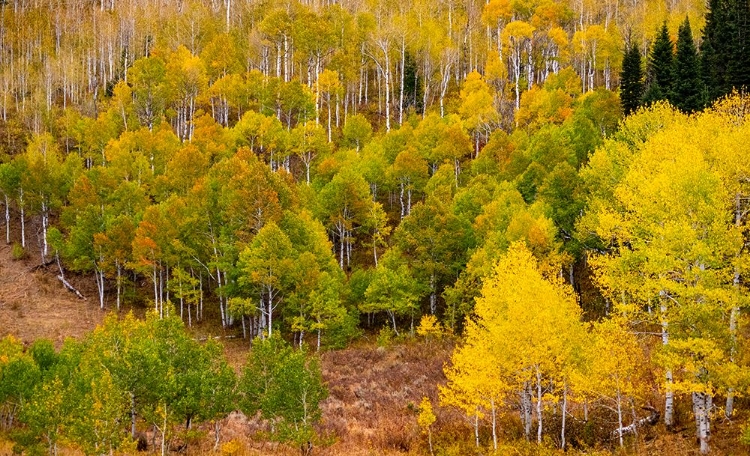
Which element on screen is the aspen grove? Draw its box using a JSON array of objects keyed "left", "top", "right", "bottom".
[{"left": 2, "top": 0, "right": 750, "bottom": 454}]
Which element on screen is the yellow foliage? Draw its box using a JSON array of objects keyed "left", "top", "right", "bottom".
[
  {"left": 416, "top": 314, "right": 444, "bottom": 341},
  {"left": 417, "top": 396, "right": 436, "bottom": 432},
  {"left": 221, "top": 439, "right": 242, "bottom": 455},
  {"left": 442, "top": 242, "right": 582, "bottom": 426},
  {"left": 585, "top": 98, "right": 750, "bottom": 413}
]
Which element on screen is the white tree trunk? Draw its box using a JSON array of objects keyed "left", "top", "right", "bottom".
[
  {"left": 536, "top": 366, "right": 543, "bottom": 443},
  {"left": 491, "top": 397, "right": 497, "bottom": 451},
  {"left": 561, "top": 383, "right": 567, "bottom": 449},
  {"left": 693, "top": 392, "right": 711, "bottom": 454},
  {"left": 19, "top": 189, "right": 25, "bottom": 248},
  {"left": 4, "top": 194, "right": 9, "bottom": 244},
  {"left": 474, "top": 411, "right": 479, "bottom": 447},
  {"left": 616, "top": 390, "right": 624, "bottom": 447},
  {"left": 399, "top": 37, "right": 405, "bottom": 126},
  {"left": 41, "top": 200, "right": 49, "bottom": 259},
  {"left": 661, "top": 299, "right": 674, "bottom": 427}
]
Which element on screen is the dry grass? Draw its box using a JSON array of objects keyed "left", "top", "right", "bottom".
[
  {"left": 2, "top": 236, "right": 750, "bottom": 455},
  {"left": 0, "top": 243, "right": 105, "bottom": 347},
  {"left": 312, "top": 340, "right": 453, "bottom": 456}
]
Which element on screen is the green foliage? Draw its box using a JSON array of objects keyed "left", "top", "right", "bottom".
[
  {"left": 701, "top": 0, "right": 750, "bottom": 104},
  {"left": 376, "top": 325, "right": 395, "bottom": 348},
  {"left": 671, "top": 18, "right": 702, "bottom": 112},
  {"left": 3, "top": 314, "right": 239, "bottom": 455},
  {"left": 322, "top": 307, "right": 362, "bottom": 350},
  {"left": 643, "top": 23, "right": 674, "bottom": 105},
  {"left": 11, "top": 242, "right": 25, "bottom": 260},
  {"left": 239, "top": 335, "right": 327, "bottom": 446},
  {"left": 620, "top": 44, "right": 644, "bottom": 116},
  {"left": 363, "top": 251, "right": 422, "bottom": 335},
  {"left": 341, "top": 114, "right": 373, "bottom": 151}
]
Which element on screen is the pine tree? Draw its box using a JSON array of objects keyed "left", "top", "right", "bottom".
[
  {"left": 726, "top": 0, "right": 750, "bottom": 92},
  {"left": 701, "top": 0, "right": 730, "bottom": 102},
  {"left": 643, "top": 23, "right": 674, "bottom": 105},
  {"left": 701, "top": 0, "right": 750, "bottom": 104},
  {"left": 671, "top": 17, "right": 703, "bottom": 112},
  {"left": 620, "top": 43, "right": 644, "bottom": 116}
]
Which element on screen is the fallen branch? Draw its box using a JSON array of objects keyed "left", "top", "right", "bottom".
[
  {"left": 194, "top": 335, "right": 239, "bottom": 342},
  {"left": 57, "top": 275, "right": 86, "bottom": 300},
  {"left": 612, "top": 406, "right": 660, "bottom": 438}
]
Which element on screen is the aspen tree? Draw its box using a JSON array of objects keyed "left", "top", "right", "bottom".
[
  {"left": 588, "top": 103, "right": 745, "bottom": 452},
  {"left": 443, "top": 242, "right": 582, "bottom": 445}
]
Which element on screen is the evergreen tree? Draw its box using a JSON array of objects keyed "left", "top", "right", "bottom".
[
  {"left": 726, "top": 0, "right": 750, "bottom": 92},
  {"left": 701, "top": 0, "right": 750, "bottom": 104},
  {"left": 620, "top": 43, "right": 644, "bottom": 116},
  {"left": 643, "top": 23, "right": 674, "bottom": 105},
  {"left": 671, "top": 17, "right": 703, "bottom": 112},
  {"left": 701, "top": 0, "right": 731, "bottom": 102}
]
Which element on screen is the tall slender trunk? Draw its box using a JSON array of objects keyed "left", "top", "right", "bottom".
[
  {"left": 490, "top": 397, "right": 497, "bottom": 451},
  {"left": 693, "top": 392, "right": 711, "bottom": 454},
  {"left": 388, "top": 310, "right": 399, "bottom": 335},
  {"left": 399, "top": 36, "right": 405, "bottom": 126},
  {"left": 116, "top": 261, "right": 122, "bottom": 311},
  {"left": 4, "top": 194, "right": 9, "bottom": 244},
  {"left": 41, "top": 200, "right": 48, "bottom": 259},
  {"left": 561, "top": 383, "right": 567, "bottom": 449},
  {"left": 95, "top": 268, "right": 105, "bottom": 309},
  {"left": 337, "top": 222, "right": 345, "bottom": 269},
  {"left": 161, "top": 402, "right": 167, "bottom": 456},
  {"left": 407, "top": 187, "right": 412, "bottom": 215},
  {"left": 616, "top": 390, "right": 624, "bottom": 447},
  {"left": 521, "top": 382, "right": 532, "bottom": 440},
  {"left": 474, "top": 410, "right": 479, "bottom": 447},
  {"left": 267, "top": 287, "right": 273, "bottom": 337},
  {"left": 216, "top": 264, "right": 226, "bottom": 328},
  {"left": 153, "top": 263, "right": 159, "bottom": 314},
  {"left": 399, "top": 182, "right": 406, "bottom": 219},
  {"left": 536, "top": 365, "right": 543, "bottom": 443},
  {"left": 130, "top": 393, "right": 137, "bottom": 439},
  {"left": 727, "top": 193, "right": 744, "bottom": 417},
  {"left": 661, "top": 299, "right": 674, "bottom": 427},
  {"left": 19, "top": 188, "right": 25, "bottom": 248}
]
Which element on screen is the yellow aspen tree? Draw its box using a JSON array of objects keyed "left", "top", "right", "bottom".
[
  {"left": 589, "top": 106, "right": 743, "bottom": 454},
  {"left": 316, "top": 69, "right": 342, "bottom": 142},
  {"left": 501, "top": 21, "right": 535, "bottom": 109},
  {"left": 417, "top": 396, "right": 436, "bottom": 456},
  {"left": 572, "top": 318, "right": 647, "bottom": 447},
  {"left": 443, "top": 241, "right": 582, "bottom": 447}
]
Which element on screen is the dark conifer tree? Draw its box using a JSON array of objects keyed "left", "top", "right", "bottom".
[
  {"left": 620, "top": 43, "right": 644, "bottom": 116},
  {"left": 702, "top": 0, "right": 730, "bottom": 101},
  {"left": 727, "top": 0, "right": 750, "bottom": 92},
  {"left": 643, "top": 23, "right": 674, "bottom": 105},
  {"left": 671, "top": 17, "right": 703, "bottom": 112},
  {"left": 702, "top": 0, "right": 750, "bottom": 104}
]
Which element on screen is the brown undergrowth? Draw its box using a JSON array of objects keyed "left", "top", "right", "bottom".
[
  {"left": 1, "top": 238, "right": 749, "bottom": 455},
  {"left": 0, "top": 242, "right": 104, "bottom": 346}
]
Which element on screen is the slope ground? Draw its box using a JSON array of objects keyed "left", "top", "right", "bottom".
[
  {"left": 1, "top": 239, "right": 749, "bottom": 455},
  {"left": 0, "top": 242, "right": 104, "bottom": 346}
]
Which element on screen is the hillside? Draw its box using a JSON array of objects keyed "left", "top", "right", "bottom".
[
  {"left": 0, "top": 243, "right": 103, "bottom": 346},
  {"left": 1, "top": 232, "right": 750, "bottom": 455},
  {"left": 2, "top": 0, "right": 750, "bottom": 453},
  {"left": 0, "top": 234, "right": 452, "bottom": 455}
]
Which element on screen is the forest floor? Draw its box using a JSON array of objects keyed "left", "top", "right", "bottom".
[
  {"left": 1, "top": 241, "right": 750, "bottom": 455},
  {"left": 0, "top": 242, "right": 104, "bottom": 346}
]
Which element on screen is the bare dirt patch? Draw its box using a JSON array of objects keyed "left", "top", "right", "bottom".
[{"left": 0, "top": 243, "right": 104, "bottom": 346}]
